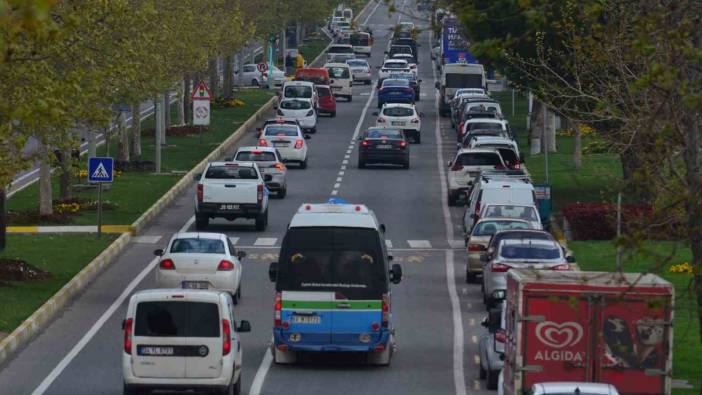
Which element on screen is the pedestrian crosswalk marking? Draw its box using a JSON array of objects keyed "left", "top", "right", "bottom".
[
  {"left": 91, "top": 163, "right": 109, "bottom": 179},
  {"left": 407, "top": 240, "right": 432, "bottom": 248},
  {"left": 228, "top": 237, "right": 240, "bottom": 245},
  {"left": 133, "top": 236, "right": 161, "bottom": 244},
  {"left": 254, "top": 237, "right": 277, "bottom": 246}
]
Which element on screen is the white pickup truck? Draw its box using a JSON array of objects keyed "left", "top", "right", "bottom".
[{"left": 195, "top": 161, "right": 270, "bottom": 231}]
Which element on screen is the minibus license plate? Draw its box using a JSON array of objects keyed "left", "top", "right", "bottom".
[{"left": 292, "top": 315, "right": 321, "bottom": 324}]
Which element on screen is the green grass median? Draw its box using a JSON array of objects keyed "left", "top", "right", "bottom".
[{"left": 0, "top": 234, "right": 117, "bottom": 334}]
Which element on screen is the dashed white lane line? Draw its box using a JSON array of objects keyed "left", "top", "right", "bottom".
[
  {"left": 331, "top": 190, "right": 338, "bottom": 196},
  {"left": 342, "top": 159, "right": 348, "bottom": 165},
  {"left": 473, "top": 354, "right": 480, "bottom": 365},
  {"left": 408, "top": 240, "right": 432, "bottom": 249},
  {"left": 254, "top": 237, "right": 277, "bottom": 246},
  {"left": 344, "top": 154, "right": 350, "bottom": 159},
  {"left": 385, "top": 239, "right": 393, "bottom": 248},
  {"left": 333, "top": 183, "right": 341, "bottom": 189},
  {"left": 471, "top": 335, "right": 478, "bottom": 344},
  {"left": 133, "top": 235, "right": 162, "bottom": 244},
  {"left": 336, "top": 177, "right": 342, "bottom": 182},
  {"left": 30, "top": 215, "right": 195, "bottom": 395},
  {"left": 341, "top": 165, "right": 347, "bottom": 170},
  {"left": 338, "top": 171, "right": 345, "bottom": 176}
]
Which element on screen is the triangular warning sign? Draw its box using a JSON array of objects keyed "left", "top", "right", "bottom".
[
  {"left": 92, "top": 163, "right": 109, "bottom": 179},
  {"left": 191, "top": 81, "right": 212, "bottom": 100}
]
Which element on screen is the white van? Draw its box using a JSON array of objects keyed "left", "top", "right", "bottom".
[
  {"left": 324, "top": 62, "right": 353, "bottom": 101},
  {"left": 436, "top": 63, "right": 486, "bottom": 116},
  {"left": 463, "top": 178, "right": 536, "bottom": 232},
  {"left": 327, "top": 44, "right": 355, "bottom": 63},
  {"left": 281, "top": 80, "right": 318, "bottom": 109},
  {"left": 122, "top": 289, "right": 251, "bottom": 395}
]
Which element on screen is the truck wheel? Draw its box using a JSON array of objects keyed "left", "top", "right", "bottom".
[
  {"left": 278, "top": 187, "right": 287, "bottom": 198},
  {"left": 255, "top": 210, "right": 268, "bottom": 231},
  {"left": 195, "top": 215, "right": 208, "bottom": 230},
  {"left": 486, "top": 368, "right": 499, "bottom": 390},
  {"left": 300, "top": 159, "right": 308, "bottom": 169}
]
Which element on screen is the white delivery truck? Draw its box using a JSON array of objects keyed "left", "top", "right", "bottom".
[{"left": 435, "top": 62, "right": 486, "bottom": 117}]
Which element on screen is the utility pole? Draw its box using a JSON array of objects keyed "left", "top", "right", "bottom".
[
  {"left": 155, "top": 94, "right": 162, "bottom": 173},
  {"left": 616, "top": 192, "right": 622, "bottom": 271},
  {"left": 543, "top": 102, "right": 549, "bottom": 184}
]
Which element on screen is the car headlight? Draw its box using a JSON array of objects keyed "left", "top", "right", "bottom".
[{"left": 306, "top": 110, "right": 314, "bottom": 116}]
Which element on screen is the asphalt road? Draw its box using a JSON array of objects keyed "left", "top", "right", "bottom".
[{"left": 0, "top": 2, "right": 494, "bottom": 394}]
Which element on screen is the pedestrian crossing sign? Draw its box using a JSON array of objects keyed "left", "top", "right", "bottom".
[{"left": 88, "top": 157, "right": 114, "bottom": 183}]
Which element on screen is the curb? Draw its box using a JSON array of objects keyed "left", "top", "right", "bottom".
[{"left": 0, "top": 95, "right": 276, "bottom": 368}]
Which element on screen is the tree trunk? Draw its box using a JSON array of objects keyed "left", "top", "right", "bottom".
[
  {"left": 529, "top": 100, "right": 543, "bottom": 155},
  {"left": 296, "top": 21, "right": 302, "bottom": 45},
  {"left": 118, "top": 111, "right": 129, "bottom": 162},
  {"left": 163, "top": 91, "right": 171, "bottom": 129},
  {"left": 546, "top": 108, "right": 557, "bottom": 153},
  {"left": 0, "top": 188, "right": 6, "bottom": 251},
  {"left": 224, "top": 55, "right": 233, "bottom": 100},
  {"left": 208, "top": 58, "right": 219, "bottom": 99},
  {"left": 177, "top": 79, "right": 185, "bottom": 125},
  {"left": 87, "top": 130, "right": 97, "bottom": 158},
  {"left": 58, "top": 146, "right": 72, "bottom": 201},
  {"left": 38, "top": 143, "right": 53, "bottom": 215},
  {"left": 130, "top": 102, "right": 141, "bottom": 157},
  {"left": 183, "top": 73, "right": 192, "bottom": 125},
  {"left": 573, "top": 122, "right": 582, "bottom": 169}
]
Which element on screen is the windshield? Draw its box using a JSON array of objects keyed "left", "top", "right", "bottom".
[
  {"left": 134, "top": 302, "right": 219, "bottom": 337},
  {"left": 473, "top": 220, "right": 530, "bottom": 236},
  {"left": 347, "top": 60, "right": 367, "bottom": 68},
  {"left": 264, "top": 126, "right": 298, "bottom": 136},
  {"left": 445, "top": 73, "right": 483, "bottom": 88},
  {"left": 456, "top": 152, "right": 502, "bottom": 166},
  {"left": 277, "top": 227, "right": 386, "bottom": 299},
  {"left": 327, "top": 67, "right": 350, "bottom": 78},
  {"left": 317, "top": 87, "right": 331, "bottom": 96},
  {"left": 365, "top": 129, "right": 402, "bottom": 139},
  {"left": 390, "top": 46, "right": 412, "bottom": 55},
  {"left": 497, "top": 148, "right": 518, "bottom": 164},
  {"left": 296, "top": 72, "right": 328, "bottom": 85},
  {"left": 384, "top": 62, "right": 407, "bottom": 69},
  {"left": 170, "top": 238, "right": 225, "bottom": 254},
  {"left": 205, "top": 165, "right": 258, "bottom": 180},
  {"left": 280, "top": 99, "right": 311, "bottom": 110},
  {"left": 381, "top": 79, "right": 409, "bottom": 88},
  {"left": 467, "top": 122, "right": 503, "bottom": 131},
  {"left": 383, "top": 107, "right": 414, "bottom": 117},
  {"left": 329, "top": 46, "right": 353, "bottom": 54},
  {"left": 499, "top": 243, "right": 561, "bottom": 260},
  {"left": 235, "top": 151, "right": 277, "bottom": 162},
  {"left": 350, "top": 34, "right": 370, "bottom": 46},
  {"left": 284, "top": 85, "right": 312, "bottom": 98},
  {"left": 484, "top": 205, "right": 539, "bottom": 222}
]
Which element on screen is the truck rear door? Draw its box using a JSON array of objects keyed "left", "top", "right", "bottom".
[
  {"left": 521, "top": 291, "right": 592, "bottom": 387},
  {"left": 132, "top": 300, "right": 188, "bottom": 379},
  {"left": 596, "top": 293, "right": 672, "bottom": 394},
  {"left": 202, "top": 164, "right": 259, "bottom": 205}
]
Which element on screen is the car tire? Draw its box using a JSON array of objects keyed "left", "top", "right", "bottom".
[
  {"left": 230, "top": 291, "right": 238, "bottom": 305},
  {"left": 347, "top": 95, "right": 352, "bottom": 102},
  {"left": 195, "top": 214, "right": 208, "bottom": 230},
  {"left": 251, "top": 79, "right": 259, "bottom": 87},
  {"left": 310, "top": 127, "right": 316, "bottom": 134},
  {"left": 233, "top": 374, "right": 242, "bottom": 395},
  {"left": 300, "top": 158, "right": 308, "bottom": 169},
  {"left": 447, "top": 193, "right": 457, "bottom": 206},
  {"left": 487, "top": 369, "right": 499, "bottom": 390},
  {"left": 415, "top": 134, "right": 421, "bottom": 144},
  {"left": 367, "top": 335, "right": 394, "bottom": 366},
  {"left": 358, "top": 159, "right": 366, "bottom": 169},
  {"left": 273, "top": 347, "right": 297, "bottom": 364},
  {"left": 255, "top": 209, "right": 268, "bottom": 231},
  {"left": 331, "top": 111, "right": 336, "bottom": 117},
  {"left": 236, "top": 283, "right": 242, "bottom": 301},
  {"left": 278, "top": 187, "right": 287, "bottom": 198},
  {"left": 479, "top": 364, "right": 487, "bottom": 380},
  {"left": 466, "top": 270, "right": 476, "bottom": 283},
  {"left": 402, "top": 160, "right": 410, "bottom": 169}
]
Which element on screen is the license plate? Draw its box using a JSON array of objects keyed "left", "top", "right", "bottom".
[
  {"left": 273, "top": 141, "right": 289, "bottom": 146},
  {"left": 391, "top": 121, "right": 406, "bottom": 126},
  {"left": 390, "top": 92, "right": 401, "bottom": 95},
  {"left": 219, "top": 204, "right": 239, "bottom": 210},
  {"left": 376, "top": 144, "right": 392, "bottom": 149},
  {"left": 332, "top": 86, "right": 341, "bottom": 91},
  {"left": 139, "top": 346, "right": 174, "bottom": 356},
  {"left": 182, "top": 281, "right": 209, "bottom": 289},
  {"left": 292, "top": 315, "right": 321, "bottom": 324}
]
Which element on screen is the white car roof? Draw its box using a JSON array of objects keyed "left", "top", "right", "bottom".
[
  {"left": 476, "top": 217, "right": 531, "bottom": 226},
  {"left": 237, "top": 146, "right": 277, "bottom": 153},
  {"left": 284, "top": 80, "right": 314, "bottom": 87},
  {"left": 456, "top": 148, "right": 501, "bottom": 155},
  {"left": 466, "top": 118, "right": 505, "bottom": 124},
  {"left": 472, "top": 136, "right": 516, "bottom": 146},
  {"left": 130, "top": 289, "right": 225, "bottom": 303},
  {"left": 384, "top": 59, "right": 408, "bottom": 65},
  {"left": 281, "top": 97, "right": 313, "bottom": 103},
  {"left": 480, "top": 180, "right": 534, "bottom": 190},
  {"left": 290, "top": 203, "right": 379, "bottom": 229},
  {"left": 329, "top": 44, "right": 353, "bottom": 49},
  {"left": 170, "top": 232, "right": 227, "bottom": 241},
  {"left": 382, "top": 102, "right": 416, "bottom": 109},
  {"left": 500, "top": 238, "right": 559, "bottom": 248},
  {"left": 323, "top": 62, "right": 350, "bottom": 68},
  {"left": 209, "top": 161, "right": 257, "bottom": 168}
]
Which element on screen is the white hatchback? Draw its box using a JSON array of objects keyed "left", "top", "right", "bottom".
[
  {"left": 122, "top": 289, "right": 251, "bottom": 395},
  {"left": 277, "top": 98, "right": 317, "bottom": 133},
  {"left": 155, "top": 232, "right": 245, "bottom": 303},
  {"left": 390, "top": 53, "right": 417, "bottom": 77},
  {"left": 378, "top": 59, "right": 410, "bottom": 80},
  {"left": 374, "top": 103, "right": 422, "bottom": 143},
  {"left": 258, "top": 123, "right": 310, "bottom": 168}
]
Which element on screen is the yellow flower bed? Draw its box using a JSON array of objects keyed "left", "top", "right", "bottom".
[{"left": 669, "top": 262, "right": 694, "bottom": 274}]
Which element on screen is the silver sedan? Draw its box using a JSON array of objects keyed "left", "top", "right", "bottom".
[{"left": 232, "top": 146, "right": 288, "bottom": 198}]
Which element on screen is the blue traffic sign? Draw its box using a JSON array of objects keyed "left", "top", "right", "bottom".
[{"left": 88, "top": 157, "right": 114, "bottom": 183}]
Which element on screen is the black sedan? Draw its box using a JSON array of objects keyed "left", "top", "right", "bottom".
[{"left": 358, "top": 127, "right": 410, "bottom": 169}]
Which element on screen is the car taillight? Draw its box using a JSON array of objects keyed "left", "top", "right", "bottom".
[
  {"left": 197, "top": 184, "right": 203, "bottom": 203},
  {"left": 123, "top": 318, "right": 133, "bottom": 354},
  {"left": 513, "top": 163, "right": 521, "bottom": 169},
  {"left": 218, "top": 260, "right": 235, "bottom": 271},
  {"left": 294, "top": 139, "right": 304, "bottom": 149},
  {"left": 377, "top": 117, "right": 386, "bottom": 123},
  {"left": 274, "top": 292, "right": 282, "bottom": 328},
  {"left": 495, "top": 329, "right": 506, "bottom": 343},
  {"left": 306, "top": 109, "right": 314, "bottom": 116},
  {"left": 551, "top": 264, "right": 571, "bottom": 271},
  {"left": 258, "top": 138, "right": 268, "bottom": 146},
  {"left": 381, "top": 293, "right": 389, "bottom": 328},
  {"left": 450, "top": 163, "right": 463, "bottom": 171},
  {"left": 257, "top": 184, "right": 263, "bottom": 204},
  {"left": 273, "top": 163, "right": 286, "bottom": 171},
  {"left": 491, "top": 263, "right": 512, "bottom": 272},
  {"left": 159, "top": 259, "right": 175, "bottom": 270},
  {"left": 361, "top": 140, "right": 369, "bottom": 147},
  {"left": 468, "top": 244, "right": 486, "bottom": 252},
  {"left": 222, "top": 319, "right": 232, "bottom": 356},
  {"left": 398, "top": 141, "right": 407, "bottom": 148},
  {"left": 410, "top": 118, "right": 419, "bottom": 123}
]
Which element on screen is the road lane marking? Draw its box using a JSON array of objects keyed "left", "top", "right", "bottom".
[
  {"left": 229, "top": 236, "right": 240, "bottom": 245},
  {"left": 385, "top": 239, "right": 393, "bottom": 248},
  {"left": 333, "top": 183, "right": 341, "bottom": 188},
  {"left": 331, "top": 190, "right": 338, "bottom": 196},
  {"left": 132, "top": 235, "right": 162, "bottom": 244},
  {"left": 469, "top": 318, "right": 475, "bottom": 326},
  {"left": 471, "top": 335, "right": 478, "bottom": 344},
  {"left": 336, "top": 177, "right": 342, "bottom": 182},
  {"left": 341, "top": 165, "right": 347, "bottom": 170},
  {"left": 254, "top": 237, "right": 277, "bottom": 246},
  {"left": 338, "top": 171, "right": 345, "bottom": 176},
  {"left": 407, "top": 240, "right": 432, "bottom": 248},
  {"left": 249, "top": 346, "right": 273, "bottom": 395},
  {"left": 342, "top": 159, "right": 348, "bottom": 165},
  {"left": 474, "top": 354, "right": 480, "bottom": 365},
  {"left": 473, "top": 380, "right": 481, "bottom": 391}
]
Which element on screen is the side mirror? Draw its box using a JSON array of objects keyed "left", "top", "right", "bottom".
[
  {"left": 380, "top": 224, "right": 386, "bottom": 233},
  {"left": 566, "top": 255, "right": 576, "bottom": 263},
  {"left": 388, "top": 255, "right": 394, "bottom": 261},
  {"left": 304, "top": 134, "right": 311, "bottom": 140},
  {"left": 153, "top": 249, "right": 164, "bottom": 256},
  {"left": 330, "top": 79, "right": 335, "bottom": 84},
  {"left": 268, "top": 262, "right": 279, "bottom": 282},
  {"left": 419, "top": 112, "right": 425, "bottom": 118},
  {"left": 372, "top": 111, "right": 379, "bottom": 116},
  {"left": 192, "top": 173, "right": 202, "bottom": 182},
  {"left": 390, "top": 263, "right": 403, "bottom": 284},
  {"left": 237, "top": 320, "right": 252, "bottom": 333},
  {"left": 481, "top": 317, "right": 489, "bottom": 328},
  {"left": 418, "top": 79, "right": 423, "bottom": 83},
  {"left": 264, "top": 174, "right": 273, "bottom": 182},
  {"left": 434, "top": 81, "right": 440, "bottom": 89},
  {"left": 487, "top": 308, "right": 501, "bottom": 333},
  {"left": 237, "top": 251, "right": 247, "bottom": 260},
  {"left": 384, "top": 50, "right": 388, "bottom": 54},
  {"left": 447, "top": 160, "right": 452, "bottom": 167}
]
